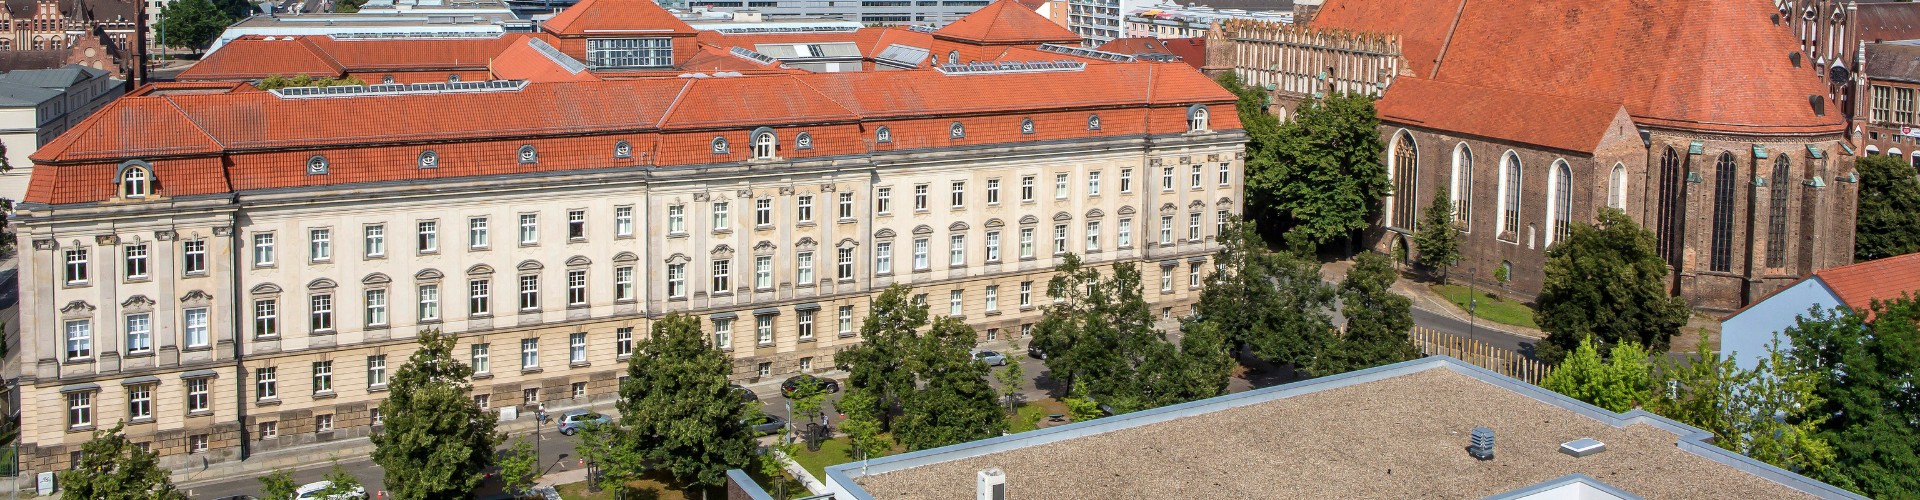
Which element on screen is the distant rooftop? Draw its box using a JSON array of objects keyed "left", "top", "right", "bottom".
[
  {"left": 825, "top": 357, "right": 1860, "bottom": 499},
  {"left": 1127, "top": 1, "right": 1291, "bottom": 24}
]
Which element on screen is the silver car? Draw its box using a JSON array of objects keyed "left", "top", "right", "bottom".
[{"left": 974, "top": 350, "right": 1008, "bottom": 366}]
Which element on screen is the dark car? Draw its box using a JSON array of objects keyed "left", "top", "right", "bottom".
[
  {"left": 744, "top": 414, "right": 787, "bottom": 435},
  {"left": 731, "top": 384, "right": 759, "bottom": 403},
  {"left": 780, "top": 374, "right": 841, "bottom": 397},
  {"left": 1027, "top": 345, "right": 1047, "bottom": 359}
]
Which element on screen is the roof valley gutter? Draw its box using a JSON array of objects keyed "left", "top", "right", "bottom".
[
  {"left": 1430, "top": 0, "right": 1468, "bottom": 79},
  {"left": 656, "top": 79, "right": 695, "bottom": 129}
]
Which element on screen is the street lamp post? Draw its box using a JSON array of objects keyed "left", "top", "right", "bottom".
[{"left": 1466, "top": 267, "right": 1477, "bottom": 346}]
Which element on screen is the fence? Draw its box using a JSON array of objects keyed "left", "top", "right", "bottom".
[{"left": 1407, "top": 327, "right": 1553, "bottom": 385}]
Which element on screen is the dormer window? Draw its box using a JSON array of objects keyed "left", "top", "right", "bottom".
[
  {"left": 449, "top": 74, "right": 461, "bottom": 83},
  {"left": 949, "top": 122, "right": 965, "bottom": 139},
  {"left": 948, "top": 50, "right": 960, "bottom": 64},
  {"left": 587, "top": 38, "right": 673, "bottom": 69},
  {"left": 307, "top": 155, "right": 329, "bottom": 175},
  {"left": 518, "top": 145, "right": 538, "bottom": 164},
  {"left": 711, "top": 136, "right": 730, "bottom": 154},
  {"left": 614, "top": 140, "right": 632, "bottom": 158},
  {"left": 418, "top": 150, "right": 439, "bottom": 169},
  {"left": 795, "top": 132, "right": 813, "bottom": 150},
  {"left": 1021, "top": 118, "right": 1035, "bottom": 135},
  {"left": 1088, "top": 114, "right": 1102, "bottom": 131},
  {"left": 119, "top": 162, "right": 151, "bottom": 198},
  {"left": 1187, "top": 105, "right": 1210, "bottom": 132},
  {"left": 752, "top": 128, "right": 777, "bottom": 160},
  {"left": 876, "top": 126, "right": 892, "bottom": 144}
]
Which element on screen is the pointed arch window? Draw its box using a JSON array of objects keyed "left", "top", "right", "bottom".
[
  {"left": 1497, "top": 151, "right": 1522, "bottom": 241},
  {"left": 1656, "top": 147, "right": 1684, "bottom": 266},
  {"left": 1547, "top": 160, "right": 1572, "bottom": 246},
  {"left": 1766, "top": 155, "right": 1792, "bottom": 268},
  {"left": 1608, "top": 163, "right": 1627, "bottom": 209},
  {"left": 1450, "top": 143, "right": 1473, "bottom": 230},
  {"left": 119, "top": 162, "right": 151, "bottom": 198},
  {"left": 1389, "top": 131, "right": 1418, "bottom": 230},
  {"left": 1710, "top": 152, "right": 1738, "bottom": 272}
]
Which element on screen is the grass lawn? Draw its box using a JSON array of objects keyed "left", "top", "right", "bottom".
[
  {"left": 1008, "top": 398, "right": 1069, "bottom": 433},
  {"left": 1432, "top": 284, "right": 1539, "bottom": 329},
  {"left": 789, "top": 435, "right": 860, "bottom": 482}
]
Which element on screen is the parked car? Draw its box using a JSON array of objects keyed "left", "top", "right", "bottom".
[
  {"left": 780, "top": 375, "right": 841, "bottom": 397},
  {"left": 294, "top": 481, "right": 365, "bottom": 500},
  {"left": 555, "top": 410, "right": 611, "bottom": 436},
  {"left": 731, "top": 384, "right": 760, "bottom": 403},
  {"left": 744, "top": 413, "right": 787, "bottom": 435},
  {"left": 1027, "top": 345, "right": 1047, "bottom": 359},
  {"left": 974, "top": 350, "right": 1008, "bottom": 366}
]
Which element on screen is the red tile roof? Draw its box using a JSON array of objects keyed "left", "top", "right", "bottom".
[
  {"left": 489, "top": 38, "right": 604, "bottom": 83},
  {"left": 1859, "top": 2, "right": 1920, "bottom": 43},
  {"left": 1311, "top": 0, "right": 1844, "bottom": 137},
  {"left": 177, "top": 37, "right": 346, "bottom": 80},
  {"left": 1376, "top": 78, "right": 1627, "bottom": 153},
  {"left": 541, "top": 0, "right": 696, "bottom": 37},
  {"left": 934, "top": 0, "right": 1081, "bottom": 45},
  {"left": 1814, "top": 252, "right": 1920, "bottom": 315},
  {"left": 180, "top": 35, "right": 531, "bottom": 81},
  {"left": 1097, "top": 37, "right": 1206, "bottom": 70}
]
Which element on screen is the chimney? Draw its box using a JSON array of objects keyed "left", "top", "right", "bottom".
[
  {"left": 977, "top": 468, "right": 1006, "bottom": 500},
  {"left": 1467, "top": 427, "right": 1495, "bottom": 460}
]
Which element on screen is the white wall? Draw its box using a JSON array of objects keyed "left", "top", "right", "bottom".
[{"left": 1719, "top": 277, "right": 1843, "bottom": 370}]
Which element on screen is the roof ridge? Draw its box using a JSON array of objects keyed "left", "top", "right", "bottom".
[{"left": 164, "top": 96, "right": 227, "bottom": 151}]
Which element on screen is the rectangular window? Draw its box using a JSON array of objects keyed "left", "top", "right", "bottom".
[
  {"left": 615, "top": 266, "right": 635, "bottom": 301},
  {"left": 190, "top": 435, "right": 209, "bottom": 453},
  {"left": 1118, "top": 218, "right": 1133, "bottom": 247},
  {"left": 519, "top": 214, "right": 538, "bottom": 244},
  {"left": 572, "top": 382, "right": 587, "bottom": 399},
  {"left": 1873, "top": 85, "right": 1892, "bottom": 123},
  {"left": 417, "top": 220, "right": 438, "bottom": 253},
  {"left": 1020, "top": 281, "right": 1033, "bottom": 306},
  {"left": 471, "top": 344, "right": 490, "bottom": 374},
  {"left": 987, "top": 179, "right": 1001, "bottom": 204},
  {"left": 714, "top": 319, "right": 733, "bottom": 349},
  {"left": 986, "top": 231, "right": 1001, "bottom": 261},
  {"left": 128, "top": 384, "right": 152, "bottom": 420},
  {"left": 950, "top": 234, "right": 966, "bottom": 266},
  {"left": 124, "top": 244, "right": 149, "bottom": 279},
  {"left": 1160, "top": 215, "right": 1174, "bottom": 244},
  {"left": 756, "top": 198, "right": 772, "bottom": 226},
  {"left": 1191, "top": 165, "right": 1203, "bottom": 188},
  {"left": 473, "top": 395, "right": 490, "bottom": 409},
  {"left": 520, "top": 275, "right": 540, "bottom": 310},
  {"left": 363, "top": 225, "right": 384, "bottom": 257},
  {"left": 1021, "top": 323, "right": 1033, "bottom": 337},
  {"left": 985, "top": 285, "right": 999, "bottom": 311},
  {"left": 1219, "top": 163, "right": 1231, "bottom": 185},
  {"left": 755, "top": 255, "right": 773, "bottom": 289},
  {"left": 1163, "top": 166, "right": 1175, "bottom": 191},
  {"left": 366, "top": 289, "right": 388, "bottom": 326},
  {"left": 876, "top": 188, "right": 892, "bottom": 214},
  {"left": 1021, "top": 175, "right": 1035, "bottom": 201},
  {"left": 1088, "top": 171, "right": 1102, "bottom": 195},
  {"left": 798, "top": 310, "right": 815, "bottom": 340},
  {"left": 949, "top": 290, "right": 963, "bottom": 316},
  {"left": 469, "top": 217, "right": 489, "bottom": 249},
  {"left": 184, "top": 308, "right": 210, "bottom": 348},
  {"left": 1161, "top": 266, "right": 1174, "bottom": 291},
  {"left": 799, "top": 357, "right": 813, "bottom": 371},
  {"left": 667, "top": 263, "right": 686, "bottom": 298},
  {"left": 250, "top": 233, "right": 274, "bottom": 267},
  {"left": 1898, "top": 87, "right": 1916, "bottom": 125},
  {"left": 256, "top": 367, "right": 277, "bottom": 400},
  {"left": 568, "top": 209, "right": 586, "bottom": 240},
  {"left": 125, "top": 313, "right": 152, "bottom": 354},
  {"left": 586, "top": 37, "right": 672, "bottom": 68},
  {"left": 371, "top": 408, "right": 383, "bottom": 426},
  {"left": 668, "top": 205, "right": 686, "bottom": 233},
  {"left": 254, "top": 299, "right": 278, "bottom": 338},
  {"left": 521, "top": 338, "right": 539, "bottom": 369},
  {"left": 570, "top": 332, "right": 587, "bottom": 363},
  {"left": 951, "top": 181, "right": 966, "bottom": 208},
  {"left": 419, "top": 284, "right": 440, "bottom": 321},
  {"left": 1053, "top": 224, "right": 1068, "bottom": 254},
  {"left": 67, "top": 392, "right": 91, "bottom": 428},
  {"left": 1217, "top": 210, "right": 1229, "bottom": 236},
  {"left": 1189, "top": 213, "right": 1202, "bottom": 241},
  {"left": 1120, "top": 168, "right": 1133, "bottom": 193},
  {"left": 756, "top": 316, "right": 774, "bottom": 344},
  {"left": 797, "top": 252, "right": 815, "bottom": 284},
  {"left": 523, "top": 388, "right": 540, "bottom": 405},
  {"left": 837, "top": 192, "right": 855, "bottom": 220},
  {"left": 312, "top": 361, "right": 333, "bottom": 394},
  {"left": 876, "top": 242, "right": 893, "bottom": 274},
  {"left": 183, "top": 239, "right": 207, "bottom": 274},
  {"left": 838, "top": 247, "right": 854, "bottom": 280},
  {"left": 316, "top": 414, "right": 334, "bottom": 433},
  {"left": 913, "top": 238, "right": 930, "bottom": 270},
  {"left": 567, "top": 269, "right": 588, "bottom": 306},
  {"left": 469, "top": 279, "right": 491, "bottom": 315},
  {"left": 310, "top": 293, "right": 334, "bottom": 332},
  {"left": 259, "top": 421, "right": 278, "bottom": 439},
  {"left": 186, "top": 378, "right": 210, "bottom": 413},
  {"left": 914, "top": 184, "right": 929, "bottom": 211},
  {"left": 1020, "top": 228, "right": 1035, "bottom": 258},
  {"left": 1086, "top": 221, "right": 1101, "bottom": 251},
  {"left": 712, "top": 202, "right": 730, "bottom": 228},
  {"left": 617, "top": 327, "right": 634, "bottom": 356},
  {"left": 1054, "top": 173, "right": 1068, "bottom": 199},
  {"left": 838, "top": 305, "right": 854, "bottom": 335},
  {"left": 367, "top": 355, "right": 387, "bottom": 387},
  {"left": 309, "top": 229, "right": 331, "bottom": 262},
  {"left": 1190, "top": 262, "right": 1202, "bottom": 287},
  {"left": 616, "top": 206, "right": 634, "bottom": 236},
  {"left": 712, "top": 259, "right": 731, "bottom": 291},
  {"left": 797, "top": 195, "right": 814, "bottom": 223}
]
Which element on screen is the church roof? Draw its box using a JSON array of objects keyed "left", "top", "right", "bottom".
[
  {"left": 934, "top": 0, "right": 1081, "bottom": 45},
  {"left": 1311, "top": 0, "right": 1844, "bottom": 137}
]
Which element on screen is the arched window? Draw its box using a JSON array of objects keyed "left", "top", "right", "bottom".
[
  {"left": 1087, "top": 114, "right": 1101, "bottom": 131},
  {"left": 1710, "top": 152, "right": 1738, "bottom": 272},
  {"left": 1547, "top": 160, "right": 1572, "bottom": 246},
  {"left": 948, "top": 50, "right": 960, "bottom": 64},
  {"left": 949, "top": 121, "right": 965, "bottom": 139},
  {"left": 1893, "top": 148, "right": 1907, "bottom": 165},
  {"left": 875, "top": 126, "right": 892, "bottom": 144},
  {"left": 1450, "top": 143, "right": 1473, "bottom": 230},
  {"left": 1766, "top": 155, "right": 1792, "bottom": 268},
  {"left": 1608, "top": 163, "right": 1627, "bottom": 210},
  {"left": 751, "top": 129, "right": 777, "bottom": 160},
  {"left": 1655, "top": 147, "right": 1683, "bottom": 266},
  {"left": 307, "top": 155, "right": 329, "bottom": 175},
  {"left": 1497, "top": 151, "right": 1522, "bottom": 241},
  {"left": 795, "top": 132, "right": 813, "bottom": 150},
  {"left": 1388, "top": 131, "right": 1418, "bottom": 230},
  {"left": 1021, "top": 118, "right": 1035, "bottom": 135},
  {"left": 711, "top": 136, "right": 730, "bottom": 154},
  {"left": 614, "top": 140, "right": 632, "bottom": 158},
  {"left": 517, "top": 145, "right": 538, "bottom": 164},
  {"left": 1187, "top": 105, "right": 1210, "bottom": 132},
  {"left": 119, "top": 163, "right": 150, "bottom": 198}
]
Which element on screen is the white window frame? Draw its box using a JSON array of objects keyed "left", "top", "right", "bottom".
[
  {"left": 521, "top": 338, "right": 540, "bottom": 369},
  {"left": 309, "top": 228, "right": 331, "bottom": 262},
  {"left": 125, "top": 313, "right": 152, "bottom": 354},
  {"left": 469, "top": 217, "right": 490, "bottom": 249},
  {"left": 363, "top": 225, "right": 385, "bottom": 258}
]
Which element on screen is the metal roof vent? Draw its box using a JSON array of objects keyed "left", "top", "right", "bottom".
[
  {"left": 1468, "top": 427, "right": 1495, "bottom": 461},
  {"left": 976, "top": 467, "right": 1006, "bottom": 500},
  {"left": 1560, "top": 438, "right": 1606, "bottom": 458}
]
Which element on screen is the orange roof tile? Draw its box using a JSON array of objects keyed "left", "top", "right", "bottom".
[
  {"left": 489, "top": 37, "right": 603, "bottom": 83},
  {"left": 542, "top": 0, "right": 695, "bottom": 37},
  {"left": 1814, "top": 252, "right": 1920, "bottom": 314},
  {"left": 934, "top": 0, "right": 1081, "bottom": 45},
  {"left": 1376, "top": 78, "right": 1626, "bottom": 153},
  {"left": 177, "top": 37, "right": 345, "bottom": 80}
]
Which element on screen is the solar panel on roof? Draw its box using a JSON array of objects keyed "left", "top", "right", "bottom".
[
  {"left": 935, "top": 60, "right": 1087, "bottom": 75},
  {"left": 730, "top": 46, "right": 779, "bottom": 65}
]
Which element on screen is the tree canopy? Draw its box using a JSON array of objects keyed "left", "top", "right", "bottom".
[
  {"left": 257, "top": 74, "right": 367, "bottom": 90},
  {"left": 835, "top": 284, "right": 926, "bottom": 431},
  {"left": 1242, "top": 90, "right": 1390, "bottom": 250},
  {"left": 1782, "top": 296, "right": 1920, "bottom": 497},
  {"left": 1192, "top": 217, "right": 1336, "bottom": 369},
  {"left": 1541, "top": 337, "right": 1653, "bottom": 413},
  {"left": 894, "top": 317, "right": 1007, "bottom": 450},
  {"left": 617, "top": 313, "right": 757, "bottom": 491},
  {"left": 1534, "top": 207, "right": 1690, "bottom": 362},
  {"left": 58, "top": 423, "right": 187, "bottom": 500},
  {"left": 1032, "top": 255, "right": 1228, "bottom": 414},
  {"left": 156, "top": 0, "right": 232, "bottom": 52},
  {"left": 1412, "top": 190, "right": 1461, "bottom": 280},
  {"left": 1853, "top": 154, "right": 1920, "bottom": 261},
  {"left": 369, "top": 328, "right": 500, "bottom": 500},
  {"left": 1312, "top": 252, "right": 1417, "bottom": 376}
]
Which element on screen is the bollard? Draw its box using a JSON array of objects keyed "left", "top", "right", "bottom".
[{"left": 578, "top": 458, "right": 585, "bottom": 467}]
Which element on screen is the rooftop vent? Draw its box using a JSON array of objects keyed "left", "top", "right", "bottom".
[
  {"left": 1468, "top": 427, "right": 1495, "bottom": 461},
  {"left": 1560, "top": 438, "right": 1606, "bottom": 458},
  {"left": 976, "top": 468, "right": 1005, "bottom": 500}
]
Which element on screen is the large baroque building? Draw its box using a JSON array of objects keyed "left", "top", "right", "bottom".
[
  {"left": 1208, "top": 0, "right": 1861, "bottom": 311},
  {"left": 9, "top": 0, "right": 1244, "bottom": 478}
]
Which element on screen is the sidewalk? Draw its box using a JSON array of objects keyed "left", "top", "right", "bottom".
[{"left": 1319, "top": 259, "right": 1545, "bottom": 340}]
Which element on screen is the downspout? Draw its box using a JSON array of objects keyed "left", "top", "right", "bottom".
[{"left": 229, "top": 220, "right": 250, "bottom": 461}]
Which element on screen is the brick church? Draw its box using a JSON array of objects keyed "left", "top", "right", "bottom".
[{"left": 1207, "top": 0, "right": 1862, "bottom": 312}]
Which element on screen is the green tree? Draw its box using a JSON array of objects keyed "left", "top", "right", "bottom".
[
  {"left": 1541, "top": 336, "right": 1652, "bottom": 413},
  {"left": 258, "top": 469, "right": 298, "bottom": 500},
  {"left": 835, "top": 284, "right": 926, "bottom": 431},
  {"left": 316, "top": 461, "right": 364, "bottom": 498},
  {"left": 1192, "top": 217, "right": 1336, "bottom": 369},
  {"left": 618, "top": 313, "right": 756, "bottom": 492},
  {"left": 785, "top": 376, "right": 830, "bottom": 442},
  {"left": 755, "top": 441, "right": 802, "bottom": 500},
  {"left": 58, "top": 422, "right": 186, "bottom": 499},
  {"left": 1645, "top": 332, "right": 1835, "bottom": 477},
  {"left": 497, "top": 437, "right": 538, "bottom": 497},
  {"left": 895, "top": 317, "right": 1006, "bottom": 451},
  {"left": 334, "top": 0, "right": 371, "bottom": 12},
  {"left": 1313, "top": 252, "right": 1417, "bottom": 375},
  {"left": 257, "top": 74, "right": 367, "bottom": 90},
  {"left": 156, "top": 0, "right": 232, "bottom": 53},
  {"left": 1534, "top": 208, "right": 1690, "bottom": 362},
  {"left": 1250, "top": 92, "right": 1390, "bottom": 251},
  {"left": 573, "top": 420, "right": 642, "bottom": 494},
  {"left": 1783, "top": 297, "right": 1920, "bottom": 497},
  {"left": 993, "top": 342, "right": 1026, "bottom": 412},
  {"left": 1214, "top": 72, "right": 1285, "bottom": 228},
  {"left": 1854, "top": 154, "right": 1920, "bottom": 261},
  {"left": 1033, "top": 255, "right": 1227, "bottom": 414},
  {"left": 836, "top": 388, "right": 892, "bottom": 462},
  {"left": 1412, "top": 190, "right": 1461, "bottom": 281},
  {"left": 370, "top": 328, "right": 500, "bottom": 500}
]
